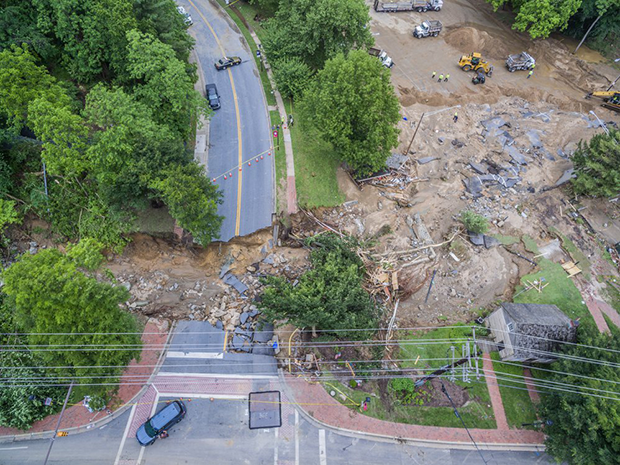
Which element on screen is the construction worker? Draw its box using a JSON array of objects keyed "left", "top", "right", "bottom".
[
  {"left": 432, "top": 71, "right": 436, "bottom": 79},
  {"left": 438, "top": 73, "right": 443, "bottom": 82},
  {"left": 453, "top": 111, "right": 458, "bottom": 123},
  {"left": 527, "top": 70, "right": 533, "bottom": 79},
  {"left": 445, "top": 73, "right": 450, "bottom": 82}
]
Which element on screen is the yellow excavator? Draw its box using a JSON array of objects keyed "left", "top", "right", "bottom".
[
  {"left": 458, "top": 52, "right": 493, "bottom": 76},
  {"left": 585, "top": 91, "right": 620, "bottom": 113}
]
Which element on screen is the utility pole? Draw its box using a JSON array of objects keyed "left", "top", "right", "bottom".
[
  {"left": 605, "top": 58, "right": 620, "bottom": 91},
  {"left": 406, "top": 112, "right": 425, "bottom": 155},
  {"left": 43, "top": 380, "right": 74, "bottom": 465}
]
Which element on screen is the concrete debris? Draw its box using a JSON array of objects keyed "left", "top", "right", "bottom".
[
  {"left": 505, "top": 145, "right": 528, "bottom": 165},
  {"left": 386, "top": 153, "right": 409, "bottom": 170},
  {"left": 354, "top": 218, "right": 366, "bottom": 236},
  {"left": 483, "top": 235, "right": 501, "bottom": 249},
  {"left": 555, "top": 168, "right": 575, "bottom": 186},
  {"left": 526, "top": 129, "right": 543, "bottom": 148},
  {"left": 417, "top": 157, "right": 438, "bottom": 164},
  {"left": 222, "top": 272, "right": 249, "bottom": 295},
  {"left": 469, "top": 162, "right": 488, "bottom": 175},
  {"left": 463, "top": 176, "right": 483, "bottom": 197},
  {"left": 468, "top": 232, "right": 485, "bottom": 246},
  {"left": 451, "top": 139, "right": 465, "bottom": 148}
]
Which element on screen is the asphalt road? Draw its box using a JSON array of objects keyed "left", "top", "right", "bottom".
[
  {"left": 183, "top": 0, "right": 274, "bottom": 242},
  {"left": 0, "top": 399, "right": 555, "bottom": 465}
]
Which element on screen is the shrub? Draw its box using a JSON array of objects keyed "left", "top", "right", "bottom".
[{"left": 460, "top": 210, "right": 489, "bottom": 234}]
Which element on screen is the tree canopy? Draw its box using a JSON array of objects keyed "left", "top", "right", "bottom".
[
  {"left": 571, "top": 129, "right": 620, "bottom": 197},
  {"left": 540, "top": 323, "right": 620, "bottom": 464},
  {"left": 1, "top": 243, "right": 142, "bottom": 397},
  {"left": 487, "top": 0, "right": 620, "bottom": 40},
  {"left": 300, "top": 50, "right": 401, "bottom": 176},
  {"left": 262, "top": 0, "right": 374, "bottom": 80},
  {"left": 0, "top": 2, "right": 221, "bottom": 250},
  {"left": 259, "top": 234, "right": 378, "bottom": 339}
]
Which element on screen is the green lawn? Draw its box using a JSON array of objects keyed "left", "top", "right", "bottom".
[
  {"left": 493, "top": 234, "right": 520, "bottom": 246},
  {"left": 490, "top": 352, "right": 538, "bottom": 429},
  {"left": 270, "top": 110, "right": 287, "bottom": 212},
  {"left": 513, "top": 257, "right": 591, "bottom": 322}
]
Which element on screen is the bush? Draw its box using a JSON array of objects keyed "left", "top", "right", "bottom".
[
  {"left": 460, "top": 210, "right": 489, "bottom": 234},
  {"left": 389, "top": 377, "right": 426, "bottom": 405}
]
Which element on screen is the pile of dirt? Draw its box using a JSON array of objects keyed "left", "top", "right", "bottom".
[{"left": 444, "top": 26, "right": 512, "bottom": 60}]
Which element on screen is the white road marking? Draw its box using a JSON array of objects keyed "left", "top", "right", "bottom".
[
  {"left": 137, "top": 392, "right": 160, "bottom": 465},
  {"left": 0, "top": 446, "right": 28, "bottom": 450},
  {"left": 319, "top": 429, "right": 327, "bottom": 465},
  {"left": 156, "top": 393, "right": 246, "bottom": 400},
  {"left": 157, "top": 372, "right": 277, "bottom": 379},
  {"left": 295, "top": 409, "right": 299, "bottom": 465},
  {"left": 114, "top": 403, "right": 137, "bottom": 465},
  {"left": 274, "top": 427, "right": 279, "bottom": 465},
  {"left": 165, "top": 351, "right": 224, "bottom": 359}
]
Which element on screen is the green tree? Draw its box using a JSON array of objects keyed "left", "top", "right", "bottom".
[
  {"left": 1, "top": 245, "right": 142, "bottom": 396},
  {"left": 247, "top": 0, "right": 281, "bottom": 15},
  {"left": 262, "top": 0, "right": 374, "bottom": 70},
  {"left": 124, "top": 29, "right": 209, "bottom": 138},
  {"left": 0, "top": 199, "right": 21, "bottom": 249},
  {"left": 0, "top": 1, "right": 57, "bottom": 62},
  {"left": 272, "top": 57, "right": 313, "bottom": 99},
  {"left": 0, "top": 45, "right": 71, "bottom": 133},
  {"left": 149, "top": 163, "right": 223, "bottom": 245},
  {"left": 259, "top": 234, "right": 378, "bottom": 338},
  {"left": 572, "top": 129, "right": 620, "bottom": 197},
  {"left": 540, "top": 323, "right": 620, "bottom": 464},
  {"left": 460, "top": 210, "right": 489, "bottom": 234},
  {"left": 31, "top": 0, "right": 137, "bottom": 83},
  {"left": 300, "top": 51, "right": 401, "bottom": 176}
]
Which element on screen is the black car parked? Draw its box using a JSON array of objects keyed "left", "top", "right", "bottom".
[
  {"left": 136, "top": 400, "right": 186, "bottom": 446},
  {"left": 206, "top": 83, "right": 221, "bottom": 110}
]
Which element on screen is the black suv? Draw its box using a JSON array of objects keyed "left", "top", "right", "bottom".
[
  {"left": 206, "top": 83, "right": 220, "bottom": 110},
  {"left": 136, "top": 400, "right": 186, "bottom": 446}
]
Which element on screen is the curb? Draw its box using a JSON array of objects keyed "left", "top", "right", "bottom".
[
  {"left": 277, "top": 369, "right": 546, "bottom": 453},
  {"left": 0, "top": 321, "right": 176, "bottom": 444}
]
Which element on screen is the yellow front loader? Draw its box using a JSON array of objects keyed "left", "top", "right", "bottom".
[{"left": 458, "top": 52, "right": 493, "bottom": 76}]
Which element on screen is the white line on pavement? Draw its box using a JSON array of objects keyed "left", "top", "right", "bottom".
[
  {"left": 319, "top": 429, "right": 327, "bottom": 465},
  {"left": 157, "top": 393, "right": 247, "bottom": 400},
  {"left": 157, "top": 372, "right": 277, "bottom": 379},
  {"left": 165, "top": 351, "right": 224, "bottom": 359},
  {"left": 274, "top": 427, "right": 279, "bottom": 465},
  {"left": 0, "top": 447, "right": 28, "bottom": 450},
  {"left": 295, "top": 409, "right": 299, "bottom": 465},
  {"left": 137, "top": 392, "right": 160, "bottom": 465},
  {"left": 114, "top": 403, "right": 137, "bottom": 465}
]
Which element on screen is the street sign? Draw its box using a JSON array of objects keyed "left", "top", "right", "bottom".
[{"left": 273, "top": 130, "right": 278, "bottom": 138}]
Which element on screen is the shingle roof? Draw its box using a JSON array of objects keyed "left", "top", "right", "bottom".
[{"left": 500, "top": 303, "right": 571, "bottom": 326}]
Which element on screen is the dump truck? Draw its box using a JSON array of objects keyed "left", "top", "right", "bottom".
[
  {"left": 585, "top": 91, "right": 620, "bottom": 113},
  {"left": 458, "top": 52, "right": 493, "bottom": 76},
  {"left": 413, "top": 20, "right": 442, "bottom": 38},
  {"left": 506, "top": 52, "right": 535, "bottom": 72},
  {"left": 369, "top": 47, "right": 394, "bottom": 68},
  {"left": 374, "top": 0, "right": 443, "bottom": 13}
]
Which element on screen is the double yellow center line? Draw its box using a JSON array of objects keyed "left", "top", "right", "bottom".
[{"left": 189, "top": 0, "right": 243, "bottom": 237}]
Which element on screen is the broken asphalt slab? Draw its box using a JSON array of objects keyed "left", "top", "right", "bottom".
[{"left": 222, "top": 272, "right": 249, "bottom": 295}]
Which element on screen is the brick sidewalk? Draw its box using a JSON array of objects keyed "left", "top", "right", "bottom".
[
  {"left": 482, "top": 352, "right": 509, "bottom": 430},
  {"left": 0, "top": 319, "right": 169, "bottom": 436},
  {"left": 283, "top": 374, "right": 545, "bottom": 446}
]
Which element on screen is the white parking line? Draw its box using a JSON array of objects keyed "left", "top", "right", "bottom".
[
  {"left": 165, "top": 351, "right": 224, "bottom": 359},
  {"left": 319, "top": 429, "right": 327, "bottom": 465},
  {"left": 0, "top": 447, "right": 28, "bottom": 450},
  {"left": 137, "top": 392, "right": 160, "bottom": 465},
  {"left": 114, "top": 403, "right": 137, "bottom": 465},
  {"left": 156, "top": 393, "right": 246, "bottom": 400},
  {"left": 295, "top": 409, "right": 299, "bottom": 465},
  {"left": 157, "top": 372, "right": 277, "bottom": 379},
  {"left": 274, "top": 427, "right": 279, "bottom": 465}
]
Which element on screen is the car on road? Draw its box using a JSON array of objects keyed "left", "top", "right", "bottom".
[
  {"left": 206, "top": 83, "right": 221, "bottom": 110},
  {"left": 136, "top": 400, "right": 186, "bottom": 446},
  {"left": 176, "top": 6, "right": 193, "bottom": 26},
  {"left": 214, "top": 56, "right": 242, "bottom": 70}
]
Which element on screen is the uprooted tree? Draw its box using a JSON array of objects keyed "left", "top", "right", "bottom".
[{"left": 258, "top": 233, "right": 378, "bottom": 339}]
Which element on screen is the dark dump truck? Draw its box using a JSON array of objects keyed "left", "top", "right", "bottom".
[
  {"left": 505, "top": 52, "right": 536, "bottom": 72},
  {"left": 374, "top": 0, "right": 443, "bottom": 13},
  {"left": 413, "top": 20, "right": 442, "bottom": 38}
]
